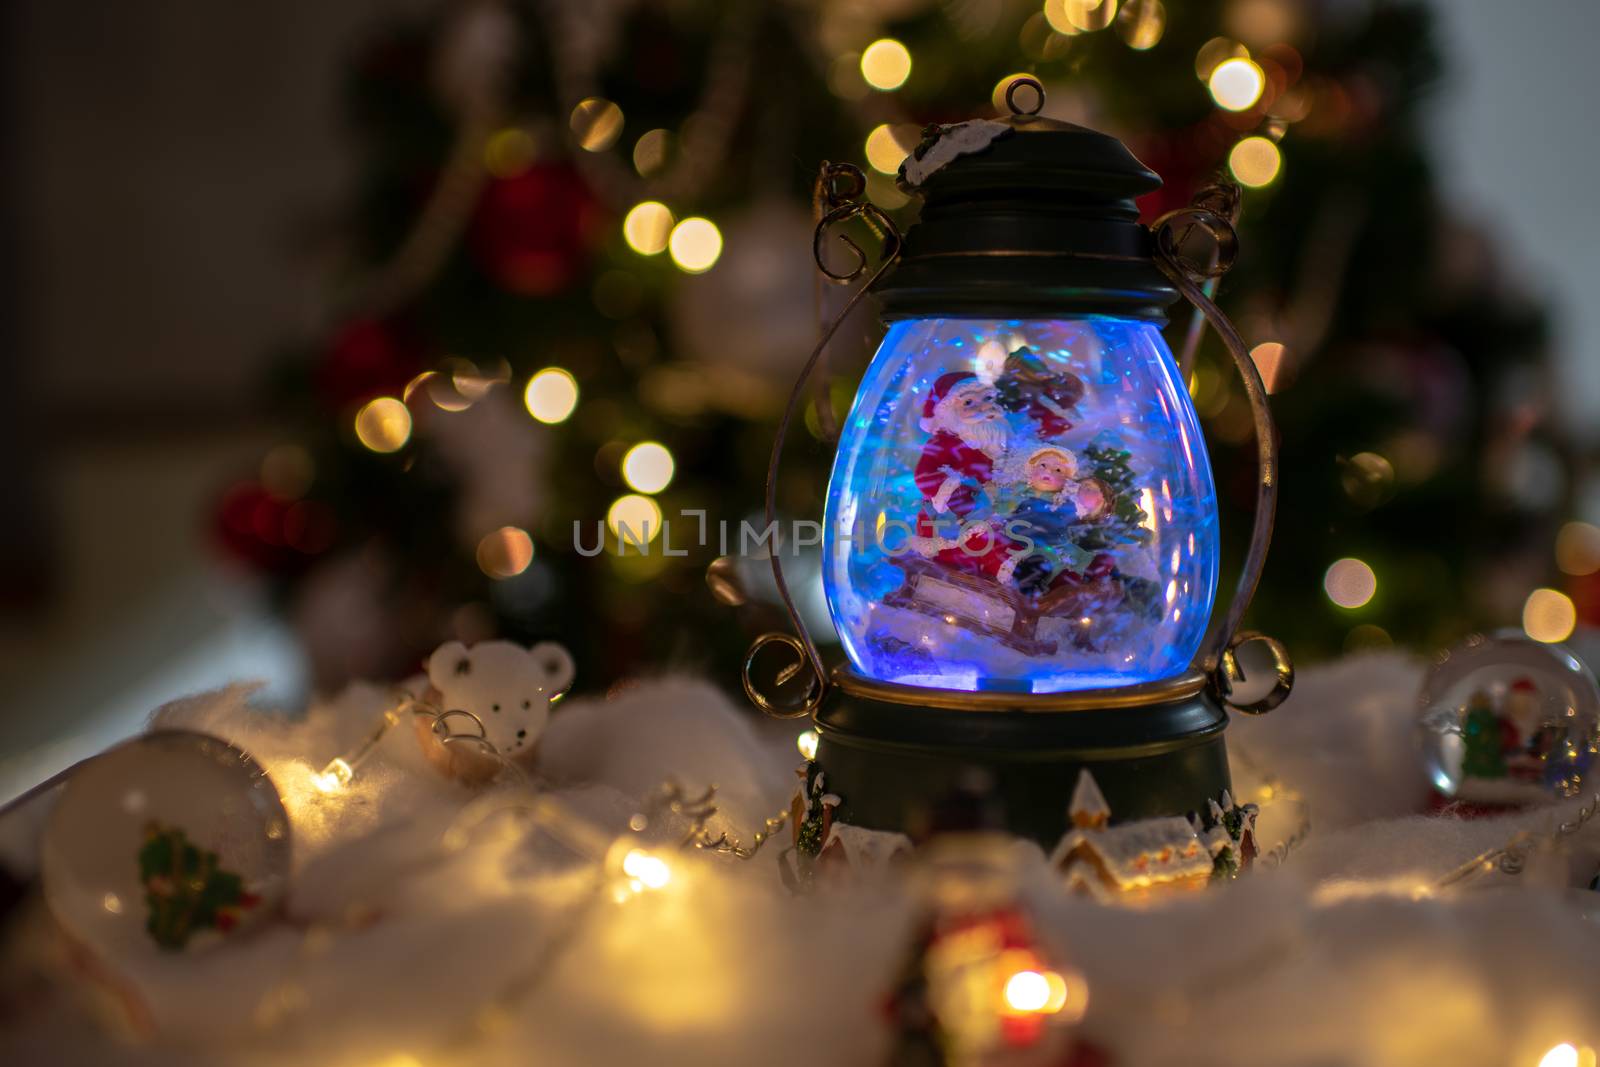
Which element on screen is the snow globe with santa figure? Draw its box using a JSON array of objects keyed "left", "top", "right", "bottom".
[{"left": 745, "top": 80, "right": 1294, "bottom": 861}]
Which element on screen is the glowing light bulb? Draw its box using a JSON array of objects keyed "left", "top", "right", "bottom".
[
  {"left": 1209, "top": 56, "right": 1266, "bottom": 111},
  {"left": 354, "top": 397, "right": 412, "bottom": 453},
  {"left": 608, "top": 494, "right": 663, "bottom": 544},
  {"left": 1523, "top": 588, "right": 1577, "bottom": 643},
  {"left": 1229, "top": 136, "right": 1282, "bottom": 188},
  {"left": 797, "top": 728, "right": 819, "bottom": 761},
  {"left": 865, "top": 124, "right": 908, "bottom": 176},
  {"left": 1540, "top": 1045, "right": 1580, "bottom": 1067},
  {"left": 860, "top": 39, "right": 911, "bottom": 91},
  {"left": 1002, "top": 969, "right": 1070, "bottom": 1013},
  {"left": 623, "top": 201, "right": 675, "bottom": 256},
  {"left": 621, "top": 442, "right": 675, "bottom": 494},
  {"left": 312, "top": 758, "right": 353, "bottom": 794},
  {"left": 1324, "top": 558, "right": 1376, "bottom": 609},
  {"left": 524, "top": 367, "right": 579, "bottom": 424},
  {"left": 668, "top": 217, "right": 722, "bottom": 273},
  {"left": 621, "top": 848, "right": 671, "bottom": 889}
]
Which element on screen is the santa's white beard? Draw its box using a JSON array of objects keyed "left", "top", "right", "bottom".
[{"left": 951, "top": 416, "right": 1007, "bottom": 457}]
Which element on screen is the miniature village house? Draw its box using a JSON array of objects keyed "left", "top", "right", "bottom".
[{"left": 1049, "top": 771, "right": 1256, "bottom": 901}]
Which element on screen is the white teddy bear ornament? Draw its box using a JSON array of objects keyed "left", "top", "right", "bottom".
[{"left": 411, "top": 639, "right": 575, "bottom": 782}]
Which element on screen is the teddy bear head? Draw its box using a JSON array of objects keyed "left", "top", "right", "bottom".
[{"left": 426, "top": 640, "right": 575, "bottom": 759}]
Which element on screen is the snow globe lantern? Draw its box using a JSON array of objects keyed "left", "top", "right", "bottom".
[{"left": 745, "top": 81, "right": 1293, "bottom": 849}]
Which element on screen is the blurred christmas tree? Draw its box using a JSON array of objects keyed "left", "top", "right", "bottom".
[{"left": 216, "top": 0, "right": 1572, "bottom": 692}]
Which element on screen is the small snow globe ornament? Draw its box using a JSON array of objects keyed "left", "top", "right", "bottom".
[
  {"left": 744, "top": 80, "right": 1293, "bottom": 848},
  {"left": 1418, "top": 631, "right": 1600, "bottom": 807},
  {"left": 41, "top": 730, "right": 291, "bottom": 958}
]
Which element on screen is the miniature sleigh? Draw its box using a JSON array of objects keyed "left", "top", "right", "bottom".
[{"left": 883, "top": 556, "right": 1122, "bottom": 656}]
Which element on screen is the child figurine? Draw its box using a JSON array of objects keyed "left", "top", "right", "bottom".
[{"left": 999, "top": 446, "right": 1112, "bottom": 594}]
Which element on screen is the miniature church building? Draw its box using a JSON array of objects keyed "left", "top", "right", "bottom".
[{"left": 1049, "top": 770, "right": 1222, "bottom": 901}]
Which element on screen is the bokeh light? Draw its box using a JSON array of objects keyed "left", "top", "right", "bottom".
[
  {"left": 621, "top": 442, "right": 675, "bottom": 494},
  {"left": 797, "top": 728, "right": 819, "bottom": 761},
  {"left": 1523, "top": 588, "right": 1577, "bottom": 643},
  {"left": 608, "top": 494, "right": 663, "bottom": 544},
  {"left": 620, "top": 848, "right": 672, "bottom": 890},
  {"left": 1229, "top": 136, "right": 1282, "bottom": 187},
  {"left": 1324, "top": 558, "right": 1376, "bottom": 609},
  {"left": 1538, "top": 1044, "right": 1579, "bottom": 1067},
  {"left": 1050, "top": 0, "right": 1117, "bottom": 33},
  {"left": 1556, "top": 521, "right": 1600, "bottom": 576},
  {"left": 632, "top": 129, "right": 671, "bottom": 177},
  {"left": 859, "top": 39, "right": 912, "bottom": 91},
  {"left": 1116, "top": 0, "right": 1166, "bottom": 49},
  {"left": 1210, "top": 57, "right": 1266, "bottom": 111},
  {"left": 570, "top": 97, "right": 624, "bottom": 152},
  {"left": 524, "top": 368, "right": 579, "bottom": 424},
  {"left": 623, "top": 201, "right": 675, "bottom": 256},
  {"left": 354, "top": 397, "right": 412, "bottom": 453},
  {"left": 865, "top": 124, "right": 908, "bottom": 176},
  {"left": 992, "top": 73, "right": 1040, "bottom": 112},
  {"left": 668, "top": 217, "right": 722, "bottom": 273},
  {"left": 1249, "top": 341, "right": 1286, "bottom": 392},
  {"left": 476, "top": 526, "right": 535, "bottom": 578},
  {"left": 1195, "top": 38, "right": 1249, "bottom": 81},
  {"left": 484, "top": 128, "right": 536, "bottom": 178}
]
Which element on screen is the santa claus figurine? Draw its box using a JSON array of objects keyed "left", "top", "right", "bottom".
[
  {"left": 910, "top": 371, "right": 1035, "bottom": 585},
  {"left": 915, "top": 372, "right": 1007, "bottom": 519}
]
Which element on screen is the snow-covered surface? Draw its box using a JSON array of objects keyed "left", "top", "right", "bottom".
[{"left": 3, "top": 651, "right": 1600, "bottom": 1066}]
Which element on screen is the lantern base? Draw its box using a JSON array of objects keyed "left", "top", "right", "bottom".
[{"left": 810, "top": 668, "right": 1231, "bottom": 849}]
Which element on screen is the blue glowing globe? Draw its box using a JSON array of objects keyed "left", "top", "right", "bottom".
[{"left": 822, "top": 317, "right": 1219, "bottom": 694}]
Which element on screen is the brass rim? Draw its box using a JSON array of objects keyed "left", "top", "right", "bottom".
[{"left": 829, "top": 667, "right": 1207, "bottom": 712}]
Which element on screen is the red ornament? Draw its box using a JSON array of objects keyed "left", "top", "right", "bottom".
[
  {"left": 213, "top": 482, "right": 337, "bottom": 576},
  {"left": 469, "top": 164, "right": 601, "bottom": 296},
  {"left": 316, "top": 318, "right": 428, "bottom": 411}
]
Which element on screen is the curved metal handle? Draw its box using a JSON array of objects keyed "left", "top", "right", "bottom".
[
  {"left": 1215, "top": 631, "right": 1295, "bottom": 714},
  {"left": 740, "top": 162, "right": 902, "bottom": 718},
  {"left": 1152, "top": 180, "right": 1293, "bottom": 709}
]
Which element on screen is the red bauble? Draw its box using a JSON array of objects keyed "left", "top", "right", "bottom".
[
  {"left": 469, "top": 164, "right": 601, "bottom": 296},
  {"left": 214, "top": 482, "right": 337, "bottom": 576},
  {"left": 316, "top": 318, "right": 428, "bottom": 411}
]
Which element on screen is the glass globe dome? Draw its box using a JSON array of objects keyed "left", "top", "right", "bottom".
[{"left": 822, "top": 316, "right": 1218, "bottom": 694}]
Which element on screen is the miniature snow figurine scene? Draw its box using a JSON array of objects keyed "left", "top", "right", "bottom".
[
  {"left": 823, "top": 318, "right": 1217, "bottom": 694},
  {"left": 1418, "top": 632, "right": 1600, "bottom": 809}
]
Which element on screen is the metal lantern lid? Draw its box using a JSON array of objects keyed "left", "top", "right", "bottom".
[{"left": 875, "top": 88, "right": 1178, "bottom": 321}]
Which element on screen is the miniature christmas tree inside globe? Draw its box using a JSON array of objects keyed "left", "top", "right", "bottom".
[
  {"left": 822, "top": 318, "right": 1217, "bottom": 693},
  {"left": 1417, "top": 631, "right": 1600, "bottom": 805}
]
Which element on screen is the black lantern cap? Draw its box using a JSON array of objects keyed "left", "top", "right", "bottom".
[{"left": 876, "top": 86, "right": 1178, "bottom": 322}]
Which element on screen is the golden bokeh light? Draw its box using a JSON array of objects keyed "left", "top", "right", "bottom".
[
  {"left": 1229, "top": 135, "right": 1282, "bottom": 187},
  {"left": 632, "top": 128, "right": 671, "bottom": 177},
  {"left": 621, "top": 441, "right": 675, "bottom": 494},
  {"left": 620, "top": 848, "right": 672, "bottom": 890},
  {"left": 354, "top": 397, "right": 412, "bottom": 453},
  {"left": 1210, "top": 56, "right": 1266, "bottom": 111},
  {"left": 668, "top": 217, "right": 723, "bottom": 273},
  {"left": 1249, "top": 341, "right": 1287, "bottom": 392},
  {"left": 1195, "top": 37, "right": 1248, "bottom": 81},
  {"left": 992, "top": 73, "right": 1042, "bottom": 113},
  {"left": 484, "top": 127, "right": 536, "bottom": 178},
  {"left": 860, "top": 38, "right": 912, "bottom": 91},
  {"left": 524, "top": 367, "right": 579, "bottom": 424},
  {"left": 1324, "top": 558, "right": 1376, "bottom": 609},
  {"left": 797, "top": 728, "right": 819, "bottom": 761},
  {"left": 1116, "top": 0, "right": 1166, "bottom": 49},
  {"left": 608, "top": 494, "right": 663, "bottom": 544},
  {"left": 865, "top": 124, "right": 909, "bottom": 176},
  {"left": 1060, "top": 0, "right": 1118, "bottom": 32},
  {"left": 1523, "top": 588, "right": 1577, "bottom": 644},
  {"left": 476, "top": 526, "right": 535, "bottom": 578},
  {"left": 623, "top": 201, "right": 675, "bottom": 256},
  {"left": 570, "top": 97, "right": 624, "bottom": 152},
  {"left": 1556, "top": 521, "right": 1600, "bottom": 576}
]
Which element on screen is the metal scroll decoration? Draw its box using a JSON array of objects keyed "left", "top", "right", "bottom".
[
  {"left": 742, "top": 161, "right": 903, "bottom": 719},
  {"left": 1151, "top": 180, "right": 1294, "bottom": 714}
]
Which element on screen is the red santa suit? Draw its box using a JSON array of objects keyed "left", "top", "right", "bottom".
[{"left": 910, "top": 372, "right": 1025, "bottom": 583}]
